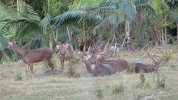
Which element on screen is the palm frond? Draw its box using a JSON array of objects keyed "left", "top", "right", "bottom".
[
  {"left": 147, "top": 0, "right": 169, "bottom": 17},
  {"left": 1, "top": 18, "right": 39, "bottom": 30},
  {"left": 53, "top": 10, "right": 102, "bottom": 27},
  {"left": 0, "top": 34, "right": 8, "bottom": 50},
  {"left": 118, "top": 0, "right": 136, "bottom": 21},
  {"left": 39, "top": 13, "right": 52, "bottom": 34}
]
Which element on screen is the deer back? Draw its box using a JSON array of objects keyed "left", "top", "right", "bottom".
[
  {"left": 134, "top": 62, "right": 157, "bottom": 73},
  {"left": 23, "top": 48, "right": 53, "bottom": 63},
  {"left": 8, "top": 40, "right": 54, "bottom": 63}
]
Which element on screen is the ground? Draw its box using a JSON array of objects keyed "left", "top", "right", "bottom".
[{"left": 0, "top": 45, "right": 178, "bottom": 100}]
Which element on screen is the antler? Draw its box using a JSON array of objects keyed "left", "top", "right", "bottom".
[
  {"left": 66, "top": 26, "right": 72, "bottom": 43},
  {"left": 147, "top": 50, "right": 165, "bottom": 65},
  {"left": 147, "top": 51, "right": 157, "bottom": 64}
]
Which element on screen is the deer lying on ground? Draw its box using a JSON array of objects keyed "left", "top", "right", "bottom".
[
  {"left": 82, "top": 45, "right": 128, "bottom": 76},
  {"left": 134, "top": 52, "right": 164, "bottom": 73},
  {"left": 8, "top": 40, "right": 55, "bottom": 73}
]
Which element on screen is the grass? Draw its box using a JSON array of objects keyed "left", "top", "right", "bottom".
[{"left": 1, "top": 45, "right": 178, "bottom": 100}]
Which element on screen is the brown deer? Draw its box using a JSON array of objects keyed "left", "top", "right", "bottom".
[
  {"left": 82, "top": 45, "right": 128, "bottom": 76},
  {"left": 134, "top": 52, "right": 164, "bottom": 73},
  {"left": 8, "top": 40, "right": 55, "bottom": 73},
  {"left": 56, "top": 42, "right": 74, "bottom": 71},
  {"left": 56, "top": 26, "right": 74, "bottom": 72}
]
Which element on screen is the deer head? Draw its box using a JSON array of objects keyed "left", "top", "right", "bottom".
[
  {"left": 8, "top": 39, "right": 16, "bottom": 48},
  {"left": 147, "top": 51, "right": 165, "bottom": 70}
]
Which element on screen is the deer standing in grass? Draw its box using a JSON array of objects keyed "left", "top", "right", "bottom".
[
  {"left": 134, "top": 52, "right": 164, "bottom": 73},
  {"left": 56, "top": 27, "right": 74, "bottom": 72},
  {"left": 82, "top": 44, "right": 128, "bottom": 76},
  {"left": 8, "top": 40, "right": 55, "bottom": 73}
]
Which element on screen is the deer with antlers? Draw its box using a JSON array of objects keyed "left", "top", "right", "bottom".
[
  {"left": 8, "top": 40, "right": 55, "bottom": 73},
  {"left": 82, "top": 43, "right": 128, "bottom": 76},
  {"left": 134, "top": 51, "right": 165, "bottom": 73},
  {"left": 56, "top": 27, "right": 74, "bottom": 72}
]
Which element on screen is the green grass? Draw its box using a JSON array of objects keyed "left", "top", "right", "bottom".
[{"left": 1, "top": 46, "right": 178, "bottom": 100}]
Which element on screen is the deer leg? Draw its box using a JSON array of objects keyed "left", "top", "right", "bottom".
[
  {"left": 28, "top": 64, "right": 34, "bottom": 73},
  {"left": 68, "top": 58, "right": 72, "bottom": 66},
  {"left": 47, "top": 60, "right": 55, "bottom": 72},
  {"left": 60, "top": 59, "right": 64, "bottom": 72},
  {"left": 25, "top": 64, "right": 30, "bottom": 74}
]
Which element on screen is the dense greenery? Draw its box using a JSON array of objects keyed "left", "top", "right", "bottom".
[{"left": 0, "top": 0, "right": 178, "bottom": 61}]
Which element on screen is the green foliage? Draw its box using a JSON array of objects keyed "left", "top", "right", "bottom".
[
  {"left": 0, "top": 59, "right": 3, "bottom": 64},
  {"left": 156, "top": 73, "right": 166, "bottom": 89},
  {"left": 112, "top": 83, "right": 124, "bottom": 94},
  {"left": 164, "top": 49, "right": 173, "bottom": 62},
  {"left": 118, "top": 0, "right": 136, "bottom": 21},
  {"left": 137, "top": 72, "right": 151, "bottom": 89},
  {"left": 127, "top": 63, "right": 136, "bottom": 73},
  {"left": 14, "top": 72, "right": 22, "bottom": 81},
  {"left": 135, "top": 39, "right": 145, "bottom": 48},
  {"left": 0, "top": 34, "right": 8, "bottom": 50},
  {"left": 148, "top": 0, "right": 169, "bottom": 17},
  {"left": 140, "top": 72, "right": 145, "bottom": 84},
  {"left": 67, "top": 66, "right": 80, "bottom": 78},
  {"left": 95, "top": 88, "right": 103, "bottom": 97},
  {"left": 53, "top": 11, "right": 101, "bottom": 27}
]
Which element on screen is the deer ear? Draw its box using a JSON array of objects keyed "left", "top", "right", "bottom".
[
  {"left": 56, "top": 45, "right": 60, "bottom": 49},
  {"left": 13, "top": 41, "right": 16, "bottom": 44},
  {"left": 10, "top": 39, "right": 16, "bottom": 43},
  {"left": 8, "top": 41, "right": 13, "bottom": 46}
]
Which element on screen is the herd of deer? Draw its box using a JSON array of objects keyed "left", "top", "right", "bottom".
[{"left": 7, "top": 40, "right": 164, "bottom": 77}]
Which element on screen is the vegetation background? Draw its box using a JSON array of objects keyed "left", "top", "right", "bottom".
[{"left": 0, "top": 0, "right": 178, "bottom": 100}]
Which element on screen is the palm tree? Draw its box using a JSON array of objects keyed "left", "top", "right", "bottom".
[
  {"left": 73, "top": 0, "right": 136, "bottom": 50},
  {"left": 40, "top": 0, "right": 102, "bottom": 49},
  {"left": 166, "top": 0, "right": 178, "bottom": 44},
  {"left": 133, "top": 0, "right": 171, "bottom": 47},
  {"left": 0, "top": 0, "right": 44, "bottom": 48}
]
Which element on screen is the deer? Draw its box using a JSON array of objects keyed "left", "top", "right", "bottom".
[
  {"left": 56, "top": 26, "right": 74, "bottom": 72},
  {"left": 8, "top": 40, "right": 55, "bottom": 73},
  {"left": 81, "top": 44, "right": 128, "bottom": 76},
  {"left": 134, "top": 51, "right": 165, "bottom": 73}
]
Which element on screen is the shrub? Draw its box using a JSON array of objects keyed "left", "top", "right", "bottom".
[
  {"left": 156, "top": 73, "right": 166, "bottom": 89},
  {"left": 137, "top": 72, "right": 151, "bottom": 89},
  {"left": 15, "top": 72, "right": 22, "bottom": 81},
  {"left": 67, "top": 66, "right": 80, "bottom": 78},
  {"left": 95, "top": 89, "right": 103, "bottom": 97},
  {"left": 127, "top": 63, "right": 136, "bottom": 73},
  {"left": 112, "top": 83, "right": 124, "bottom": 94},
  {"left": 140, "top": 72, "right": 145, "bottom": 85},
  {"left": 164, "top": 49, "right": 173, "bottom": 62}
]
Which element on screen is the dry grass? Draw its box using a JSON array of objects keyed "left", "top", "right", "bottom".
[{"left": 1, "top": 45, "right": 178, "bottom": 100}]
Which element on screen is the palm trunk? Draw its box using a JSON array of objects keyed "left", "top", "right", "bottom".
[
  {"left": 2, "top": 50, "right": 10, "bottom": 61},
  {"left": 124, "top": 19, "right": 131, "bottom": 50},
  {"left": 177, "top": 21, "right": 178, "bottom": 44},
  {"left": 49, "top": 34, "right": 53, "bottom": 49},
  {"left": 17, "top": 0, "right": 21, "bottom": 17}
]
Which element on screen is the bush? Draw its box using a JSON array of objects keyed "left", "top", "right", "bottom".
[
  {"left": 95, "top": 89, "right": 103, "bottom": 97},
  {"left": 15, "top": 72, "right": 22, "bottom": 81},
  {"left": 127, "top": 63, "right": 136, "bottom": 73},
  {"left": 67, "top": 66, "right": 80, "bottom": 78},
  {"left": 164, "top": 49, "right": 173, "bottom": 62},
  {"left": 140, "top": 72, "right": 145, "bottom": 85},
  {"left": 156, "top": 73, "right": 166, "bottom": 89},
  {"left": 136, "top": 72, "right": 151, "bottom": 89},
  {"left": 112, "top": 83, "right": 124, "bottom": 94}
]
